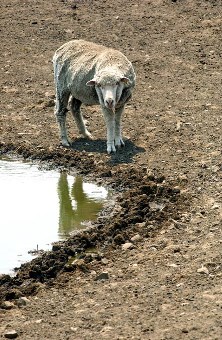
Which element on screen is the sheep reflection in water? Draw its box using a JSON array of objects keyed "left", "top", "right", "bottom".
[{"left": 57, "top": 173, "right": 104, "bottom": 236}]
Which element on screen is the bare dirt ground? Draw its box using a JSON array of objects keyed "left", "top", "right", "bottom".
[{"left": 0, "top": 0, "right": 222, "bottom": 339}]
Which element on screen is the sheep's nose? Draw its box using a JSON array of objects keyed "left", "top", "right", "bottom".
[{"left": 106, "top": 98, "right": 114, "bottom": 108}]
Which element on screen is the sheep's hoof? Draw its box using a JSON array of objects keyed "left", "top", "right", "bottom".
[
  {"left": 61, "top": 139, "right": 71, "bottom": 147},
  {"left": 115, "top": 138, "right": 125, "bottom": 148},
  {"left": 84, "top": 131, "right": 93, "bottom": 140},
  {"left": 107, "top": 143, "right": 116, "bottom": 154}
]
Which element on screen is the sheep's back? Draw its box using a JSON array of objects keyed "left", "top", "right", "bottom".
[{"left": 53, "top": 40, "right": 135, "bottom": 104}]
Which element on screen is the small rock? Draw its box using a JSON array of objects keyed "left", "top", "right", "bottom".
[
  {"left": 44, "top": 91, "right": 55, "bottom": 99},
  {"left": 136, "top": 222, "right": 146, "bottom": 229},
  {"left": 72, "top": 259, "right": 85, "bottom": 266},
  {"left": 167, "top": 245, "right": 181, "bottom": 253},
  {"left": 211, "top": 165, "right": 220, "bottom": 173},
  {"left": 167, "top": 263, "right": 178, "bottom": 268},
  {"left": 130, "top": 234, "right": 141, "bottom": 242},
  {"left": 1, "top": 301, "right": 15, "bottom": 310},
  {"left": 95, "top": 272, "right": 109, "bottom": 281},
  {"left": 197, "top": 266, "right": 209, "bottom": 275},
  {"left": 35, "top": 319, "right": 43, "bottom": 324},
  {"left": 17, "top": 297, "right": 31, "bottom": 307},
  {"left": 178, "top": 174, "right": 188, "bottom": 182},
  {"left": 122, "top": 242, "right": 134, "bottom": 250},
  {"left": 176, "top": 121, "right": 182, "bottom": 131},
  {"left": 149, "top": 202, "right": 165, "bottom": 211},
  {"left": 70, "top": 327, "right": 78, "bottom": 332},
  {"left": 181, "top": 328, "right": 189, "bottom": 333},
  {"left": 113, "top": 234, "right": 125, "bottom": 245},
  {"left": 211, "top": 203, "right": 220, "bottom": 210},
  {"left": 4, "top": 330, "right": 18, "bottom": 339},
  {"left": 101, "top": 258, "right": 109, "bottom": 265}
]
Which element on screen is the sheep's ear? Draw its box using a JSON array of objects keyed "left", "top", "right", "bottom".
[
  {"left": 86, "top": 79, "right": 96, "bottom": 86},
  {"left": 120, "top": 77, "right": 130, "bottom": 85}
]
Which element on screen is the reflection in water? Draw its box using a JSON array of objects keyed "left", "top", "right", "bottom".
[
  {"left": 0, "top": 158, "right": 109, "bottom": 274},
  {"left": 58, "top": 173, "right": 105, "bottom": 236}
]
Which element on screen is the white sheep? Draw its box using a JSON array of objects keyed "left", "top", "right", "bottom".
[{"left": 53, "top": 39, "right": 136, "bottom": 153}]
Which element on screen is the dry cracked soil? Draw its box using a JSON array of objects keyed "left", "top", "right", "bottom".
[{"left": 0, "top": 0, "right": 222, "bottom": 339}]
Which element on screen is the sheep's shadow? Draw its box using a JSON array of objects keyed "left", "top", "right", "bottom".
[{"left": 70, "top": 138, "right": 145, "bottom": 164}]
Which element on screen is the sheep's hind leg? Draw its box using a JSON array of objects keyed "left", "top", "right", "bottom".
[
  {"left": 55, "top": 92, "right": 70, "bottom": 147},
  {"left": 70, "top": 97, "right": 92, "bottom": 139}
]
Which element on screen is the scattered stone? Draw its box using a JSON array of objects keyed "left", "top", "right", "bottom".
[
  {"left": 178, "top": 174, "right": 188, "bottom": 182},
  {"left": 1, "top": 301, "right": 15, "bottom": 310},
  {"left": 4, "top": 330, "right": 18, "bottom": 339},
  {"left": 70, "top": 327, "right": 78, "bottom": 332},
  {"left": 130, "top": 234, "right": 141, "bottom": 242},
  {"left": 149, "top": 202, "right": 165, "bottom": 211},
  {"left": 211, "top": 165, "right": 220, "bottom": 173},
  {"left": 176, "top": 121, "right": 182, "bottom": 131},
  {"left": 136, "top": 222, "right": 146, "bottom": 229},
  {"left": 95, "top": 272, "right": 109, "bottom": 281},
  {"left": 167, "top": 245, "right": 181, "bottom": 253},
  {"left": 113, "top": 234, "right": 125, "bottom": 245},
  {"left": 211, "top": 203, "right": 220, "bottom": 210},
  {"left": 72, "top": 259, "right": 85, "bottom": 267},
  {"left": 17, "top": 297, "right": 31, "bottom": 307},
  {"left": 167, "top": 263, "right": 178, "bottom": 268},
  {"left": 44, "top": 91, "right": 55, "bottom": 99},
  {"left": 35, "top": 319, "right": 43, "bottom": 324},
  {"left": 101, "top": 258, "right": 109, "bottom": 265},
  {"left": 181, "top": 328, "right": 189, "bottom": 333},
  {"left": 197, "top": 266, "right": 209, "bottom": 275},
  {"left": 122, "top": 242, "right": 134, "bottom": 250}
]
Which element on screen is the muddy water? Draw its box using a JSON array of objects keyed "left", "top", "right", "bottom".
[{"left": 0, "top": 158, "right": 109, "bottom": 274}]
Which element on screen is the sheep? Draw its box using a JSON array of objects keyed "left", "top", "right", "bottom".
[{"left": 53, "top": 39, "right": 136, "bottom": 153}]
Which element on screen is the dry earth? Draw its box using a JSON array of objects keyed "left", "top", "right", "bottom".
[{"left": 0, "top": 0, "right": 221, "bottom": 339}]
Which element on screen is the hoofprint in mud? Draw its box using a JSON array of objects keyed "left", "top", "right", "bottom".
[{"left": 53, "top": 39, "right": 136, "bottom": 153}]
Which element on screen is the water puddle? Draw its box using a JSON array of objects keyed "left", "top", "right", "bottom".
[{"left": 0, "top": 157, "right": 109, "bottom": 274}]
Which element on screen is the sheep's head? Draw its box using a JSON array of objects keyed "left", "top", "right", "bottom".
[{"left": 86, "top": 68, "right": 130, "bottom": 111}]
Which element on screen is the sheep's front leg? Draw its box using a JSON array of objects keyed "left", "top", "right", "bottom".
[
  {"left": 102, "top": 107, "right": 116, "bottom": 153},
  {"left": 114, "top": 105, "right": 125, "bottom": 148},
  {"left": 54, "top": 91, "right": 70, "bottom": 147}
]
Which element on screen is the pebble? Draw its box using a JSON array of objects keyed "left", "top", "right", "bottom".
[
  {"left": 4, "top": 330, "right": 18, "bottom": 339},
  {"left": 167, "top": 263, "right": 178, "bottom": 268},
  {"left": 101, "top": 258, "right": 109, "bottom": 265},
  {"left": 72, "top": 259, "right": 85, "bottom": 266},
  {"left": 211, "top": 203, "right": 220, "bottom": 210},
  {"left": 17, "top": 296, "right": 31, "bottom": 307},
  {"left": 95, "top": 272, "right": 109, "bottom": 281},
  {"left": 130, "top": 234, "right": 141, "bottom": 242},
  {"left": 1, "top": 301, "right": 15, "bottom": 310},
  {"left": 197, "top": 266, "right": 209, "bottom": 275},
  {"left": 149, "top": 202, "right": 165, "bottom": 211},
  {"left": 35, "top": 319, "right": 43, "bottom": 324},
  {"left": 122, "top": 242, "right": 134, "bottom": 250}
]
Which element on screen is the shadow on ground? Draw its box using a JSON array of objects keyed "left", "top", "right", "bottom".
[{"left": 70, "top": 138, "right": 145, "bottom": 164}]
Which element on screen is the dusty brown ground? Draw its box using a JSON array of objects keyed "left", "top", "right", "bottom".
[{"left": 0, "top": 0, "right": 222, "bottom": 339}]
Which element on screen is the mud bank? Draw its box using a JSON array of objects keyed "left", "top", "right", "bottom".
[{"left": 0, "top": 148, "right": 185, "bottom": 304}]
